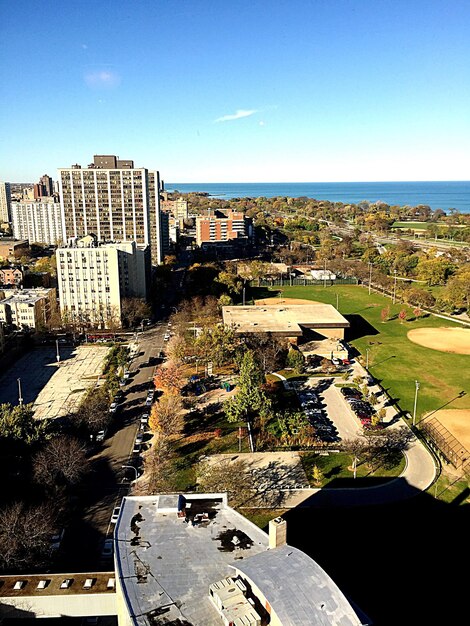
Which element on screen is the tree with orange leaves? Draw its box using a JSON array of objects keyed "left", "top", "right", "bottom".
[{"left": 153, "top": 364, "right": 184, "bottom": 396}]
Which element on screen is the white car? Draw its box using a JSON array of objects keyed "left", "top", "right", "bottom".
[
  {"left": 110, "top": 506, "right": 121, "bottom": 525},
  {"left": 96, "top": 429, "right": 106, "bottom": 442},
  {"left": 140, "top": 413, "right": 149, "bottom": 424},
  {"left": 163, "top": 333, "right": 170, "bottom": 341},
  {"left": 109, "top": 402, "right": 118, "bottom": 414},
  {"left": 135, "top": 433, "right": 144, "bottom": 445}
]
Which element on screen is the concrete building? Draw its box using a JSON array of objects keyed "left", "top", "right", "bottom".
[
  {"left": 222, "top": 304, "right": 350, "bottom": 341},
  {"left": 34, "top": 174, "right": 54, "bottom": 199},
  {"left": 0, "top": 495, "right": 368, "bottom": 624},
  {"left": 0, "top": 267, "right": 23, "bottom": 287},
  {"left": 196, "top": 210, "right": 252, "bottom": 246},
  {"left": 0, "top": 287, "right": 56, "bottom": 330},
  {"left": 161, "top": 196, "right": 189, "bottom": 225},
  {"left": 0, "top": 182, "right": 11, "bottom": 223},
  {"left": 57, "top": 235, "right": 149, "bottom": 329},
  {"left": 0, "top": 238, "right": 30, "bottom": 260},
  {"left": 11, "top": 198, "right": 64, "bottom": 245},
  {"left": 58, "top": 155, "right": 167, "bottom": 265}
]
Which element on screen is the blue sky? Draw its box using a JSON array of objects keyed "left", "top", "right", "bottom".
[{"left": 1, "top": 0, "right": 470, "bottom": 182}]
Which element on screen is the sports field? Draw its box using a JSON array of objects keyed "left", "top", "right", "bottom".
[{"left": 253, "top": 284, "right": 470, "bottom": 419}]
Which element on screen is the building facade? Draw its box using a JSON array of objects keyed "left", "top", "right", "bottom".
[
  {"left": 56, "top": 236, "right": 149, "bottom": 329},
  {"left": 0, "top": 267, "right": 23, "bottom": 287},
  {"left": 0, "top": 182, "right": 11, "bottom": 223},
  {"left": 196, "top": 210, "right": 252, "bottom": 246},
  {"left": 11, "top": 198, "right": 64, "bottom": 245},
  {"left": 34, "top": 174, "right": 54, "bottom": 199},
  {"left": 0, "top": 238, "right": 30, "bottom": 260},
  {"left": 58, "top": 156, "right": 167, "bottom": 265},
  {"left": 0, "top": 287, "right": 56, "bottom": 330}
]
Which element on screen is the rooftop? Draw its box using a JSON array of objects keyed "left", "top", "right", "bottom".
[
  {"left": 0, "top": 572, "right": 115, "bottom": 598},
  {"left": 222, "top": 304, "right": 349, "bottom": 335},
  {"left": 115, "top": 494, "right": 366, "bottom": 626}
]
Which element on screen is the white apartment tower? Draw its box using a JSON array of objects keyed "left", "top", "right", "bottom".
[
  {"left": 58, "top": 156, "right": 167, "bottom": 265},
  {"left": 56, "top": 235, "right": 148, "bottom": 329},
  {"left": 0, "top": 182, "right": 11, "bottom": 223},
  {"left": 11, "top": 199, "right": 64, "bottom": 245}
]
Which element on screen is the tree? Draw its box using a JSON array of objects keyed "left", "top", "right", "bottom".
[
  {"left": 33, "top": 436, "right": 89, "bottom": 488},
  {"left": 416, "top": 257, "right": 453, "bottom": 286},
  {"left": 224, "top": 350, "right": 270, "bottom": 424},
  {"left": 286, "top": 347, "right": 305, "bottom": 374},
  {"left": 311, "top": 464, "right": 324, "bottom": 487},
  {"left": 143, "top": 435, "right": 176, "bottom": 494},
  {"left": 442, "top": 266, "right": 470, "bottom": 310},
  {"left": 121, "top": 298, "right": 151, "bottom": 328},
  {"left": 74, "top": 386, "right": 112, "bottom": 435},
  {"left": 153, "top": 364, "right": 184, "bottom": 396},
  {"left": 0, "top": 501, "right": 58, "bottom": 570},
  {"left": 242, "top": 333, "right": 286, "bottom": 372},
  {"left": 149, "top": 396, "right": 183, "bottom": 436},
  {"left": 398, "top": 308, "right": 407, "bottom": 323},
  {"left": 380, "top": 306, "right": 390, "bottom": 323},
  {"left": 0, "top": 403, "right": 47, "bottom": 445},
  {"left": 197, "top": 458, "right": 255, "bottom": 508}
]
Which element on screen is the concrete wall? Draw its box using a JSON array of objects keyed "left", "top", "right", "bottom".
[{"left": 0, "top": 593, "right": 117, "bottom": 618}]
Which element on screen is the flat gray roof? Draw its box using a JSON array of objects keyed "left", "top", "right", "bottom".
[
  {"left": 115, "top": 494, "right": 269, "bottom": 626},
  {"left": 222, "top": 304, "right": 349, "bottom": 335},
  {"left": 231, "top": 545, "right": 363, "bottom": 626},
  {"left": 115, "top": 495, "right": 366, "bottom": 626}
]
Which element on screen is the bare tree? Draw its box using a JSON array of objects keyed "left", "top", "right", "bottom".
[
  {"left": 150, "top": 396, "right": 184, "bottom": 436},
  {"left": 197, "top": 458, "right": 255, "bottom": 508},
  {"left": 143, "top": 435, "right": 176, "bottom": 494},
  {"left": 33, "top": 436, "right": 89, "bottom": 488},
  {"left": 0, "top": 501, "right": 57, "bottom": 570}
]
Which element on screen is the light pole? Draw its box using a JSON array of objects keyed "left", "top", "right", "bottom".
[
  {"left": 412, "top": 380, "right": 420, "bottom": 426},
  {"left": 122, "top": 465, "right": 138, "bottom": 482},
  {"left": 323, "top": 258, "right": 327, "bottom": 288},
  {"left": 366, "top": 348, "right": 370, "bottom": 370},
  {"left": 56, "top": 339, "right": 60, "bottom": 363},
  {"left": 393, "top": 270, "right": 397, "bottom": 304},
  {"left": 17, "top": 378, "right": 23, "bottom": 406},
  {"left": 368, "top": 262, "right": 372, "bottom": 295},
  {"left": 336, "top": 293, "right": 339, "bottom": 311}
]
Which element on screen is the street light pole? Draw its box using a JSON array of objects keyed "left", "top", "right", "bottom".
[
  {"left": 368, "top": 262, "right": 372, "bottom": 295},
  {"left": 17, "top": 378, "right": 23, "bottom": 406},
  {"left": 366, "top": 348, "right": 369, "bottom": 371},
  {"left": 413, "top": 380, "right": 420, "bottom": 426},
  {"left": 122, "top": 465, "right": 138, "bottom": 482},
  {"left": 56, "top": 339, "right": 60, "bottom": 363},
  {"left": 336, "top": 293, "right": 339, "bottom": 311},
  {"left": 393, "top": 270, "right": 397, "bottom": 304}
]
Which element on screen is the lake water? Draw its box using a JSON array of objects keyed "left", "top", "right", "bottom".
[{"left": 166, "top": 181, "right": 470, "bottom": 213}]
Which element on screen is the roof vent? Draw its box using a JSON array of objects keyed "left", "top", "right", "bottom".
[
  {"left": 37, "top": 580, "right": 50, "bottom": 590},
  {"left": 83, "top": 578, "right": 95, "bottom": 589},
  {"left": 60, "top": 579, "right": 73, "bottom": 589},
  {"left": 107, "top": 578, "right": 115, "bottom": 589},
  {"left": 13, "top": 581, "right": 26, "bottom": 590}
]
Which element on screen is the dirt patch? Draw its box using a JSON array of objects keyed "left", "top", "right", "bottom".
[
  {"left": 255, "top": 297, "right": 321, "bottom": 305},
  {"left": 407, "top": 327, "right": 470, "bottom": 355},
  {"left": 423, "top": 409, "right": 470, "bottom": 452}
]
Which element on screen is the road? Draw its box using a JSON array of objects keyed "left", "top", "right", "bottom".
[{"left": 56, "top": 322, "right": 171, "bottom": 572}]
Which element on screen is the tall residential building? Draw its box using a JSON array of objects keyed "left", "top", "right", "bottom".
[
  {"left": 196, "top": 210, "right": 252, "bottom": 246},
  {"left": 56, "top": 235, "right": 149, "bottom": 329},
  {"left": 161, "top": 197, "right": 188, "bottom": 223},
  {"left": 58, "top": 155, "right": 167, "bottom": 265},
  {"left": 0, "top": 287, "right": 56, "bottom": 330},
  {"left": 11, "top": 198, "right": 64, "bottom": 245},
  {"left": 34, "top": 174, "right": 54, "bottom": 199},
  {"left": 0, "top": 182, "right": 11, "bottom": 223}
]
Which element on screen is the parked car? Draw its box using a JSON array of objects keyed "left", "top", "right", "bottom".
[
  {"left": 96, "top": 429, "right": 107, "bottom": 442},
  {"left": 133, "top": 443, "right": 141, "bottom": 454},
  {"left": 110, "top": 506, "right": 121, "bottom": 525},
  {"left": 135, "top": 433, "right": 144, "bottom": 445},
  {"left": 341, "top": 387, "right": 361, "bottom": 398},
  {"left": 140, "top": 412, "right": 149, "bottom": 425},
  {"left": 101, "top": 538, "right": 113, "bottom": 559},
  {"left": 145, "top": 397, "right": 153, "bottom": 407},
  {"left": 50, "top": 529, "right": 65, "bottom": 552},
  {"left": 109, "top": 402, "right": 119, "bottom": 414},
  {"left": 163, "top": 333, "right": 170, "bottom": 342}
]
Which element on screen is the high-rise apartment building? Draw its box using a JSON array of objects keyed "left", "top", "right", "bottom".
[
  {"left": 58, "top": 155, "right": 167, "bottom": 265},
  {"left": 56, "top": 235, "right": 149, "bottom": 329},
  {"left": 34, "top": 174, "right": 54, "bottom": 199},
  {"left": 0, "top": 182, "right": 11, "bottom": 223},
  {"left": 11, "top": 198, "right": 64, "bottom": 245},
  {"left": 0, "top": 287, "right": 56, "bottom": 330}
]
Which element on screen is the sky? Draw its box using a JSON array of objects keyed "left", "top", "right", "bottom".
[{"left": 1, "top": 0, "right": 470, "bottom": 183}]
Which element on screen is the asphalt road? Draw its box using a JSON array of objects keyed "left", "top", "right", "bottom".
[{"left": 55, "top": 323, "right": 170, "bottom": 572}]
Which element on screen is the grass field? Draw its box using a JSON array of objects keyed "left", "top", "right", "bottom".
[{"left": 252, "top": 285, "right": 470, "bottom": 419}]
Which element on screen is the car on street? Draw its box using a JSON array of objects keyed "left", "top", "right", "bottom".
[
  {"left": 135, "top": 433, "right": 144, "bottom": 445},
  {"left": 140, "top": 412, "right": 149, "bottom": 424},
  {"left": 133, "top": 443, "right": 141, "bottom": 455},
  {"left": 110, "top": 506, "right": 121, "bottom": 524},
  {"left": 163, "top": 333, "right": 170, "bottom": 341},
  {"left": 95, "top": 429, "right": 107, "bottom": 442},
  {"left": 101, "top": 538, "right": 113, "bottom": 559},
  {"left": 109, "top": 402, "right": 119, "bottom": 414},
  {"left": 145, "top": 397, "right": 153, "bottom": 407}
]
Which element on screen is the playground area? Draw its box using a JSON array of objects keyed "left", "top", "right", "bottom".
[
  {"left": 407, "top": 327, "right": 470, "bottom": 355},
  {"left": 421, "top": 409, "right": 470, "bottom": 469}
]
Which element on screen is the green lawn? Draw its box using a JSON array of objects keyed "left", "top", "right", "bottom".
[
  {"left": 253, "top": 285, "right": 470, "bottom": 419},
  {"left": 392, "top": 221, "right": 428, "bottom": 229},
  {"left": 301, "top": 451, "right": 406, "bottom": 488}
]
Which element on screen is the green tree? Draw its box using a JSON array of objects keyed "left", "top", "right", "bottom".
[
  {"left": 0, "top": 403, "right": 47, "bottom": 445},
  {"left": 224, "top": 350, "right": 270, "bottom": 424},
  {"left": 286, "top": 347, "right": 305, "bottom": 374},
  {"left": 442, "top": 266, "right": 470, "bottom": 310},
  {"left": 416, "top": 257, "right": 453, "bottom": 286},
  {"left": 311, "top": 464, "right": 324, "bottom": 487}
]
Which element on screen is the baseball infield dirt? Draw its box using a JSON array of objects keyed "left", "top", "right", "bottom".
[{"left": 407, "top": 327, "right": 470, "bottom": 355}]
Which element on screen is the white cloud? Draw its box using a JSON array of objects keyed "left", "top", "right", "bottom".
[
  {"left": 215, "top": 109, "right": 257, "bottom": 123},
  {"left": 84, "top": 70, "right": 121, "bottom": 89}
]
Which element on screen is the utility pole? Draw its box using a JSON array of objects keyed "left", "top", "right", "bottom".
[
  {"left": 368, "top": 262, "right": 372, "bottom": 295},
  {"left": 56, "top": 339, "right": 60, "bottom": 363},
  {"left": 17, "top": 378, "right": 23, "bottom": 406},
  {"left": 413, "top": 380, "right": 420, "bottom": 426},
  {"left": 393, "top": 270, "right": 397, "bottom": 304}
]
